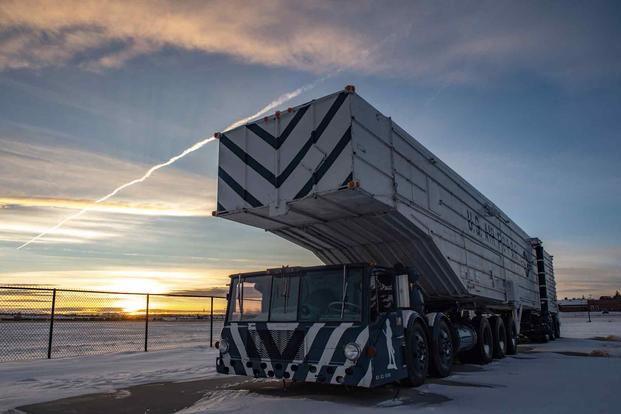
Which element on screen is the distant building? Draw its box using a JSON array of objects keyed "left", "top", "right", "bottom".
[
  {"left": 559, "top": 291, "right": 621, "bottom": 312},
  {"left": 590, "top": 290, "right": 621, "bottom": 312},
  {"left": 558, "top": 299, "right": 589, "bottom": 312}
]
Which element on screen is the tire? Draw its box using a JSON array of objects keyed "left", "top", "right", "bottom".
[
  {"left": 429, "top": 318, "right": 454, "bottom": 378},
  {"left": 461, "top": 316, "right": 493, "bottom": 364},
  {"left": 490, "top": 316, "right": 507, "bottom": 359},
  {"left": 553, "top": 314, "right": 561, "bottom": 338},
  {"left": 503, "top": 313, "right": 518, "bottom": 355},
  {"left": 548, "top": 319, "right": 556, "bottom": 341},
  {"left": 402, "top": 320, "right": 429, "bottom": 387}
]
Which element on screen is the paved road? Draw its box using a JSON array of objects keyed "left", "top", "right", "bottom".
[
  {"left": 16, "top": 367, "right": 481, "bottom": 414},
  {"left": 15, "top": 343, "right": 620, "bottom": 414}
]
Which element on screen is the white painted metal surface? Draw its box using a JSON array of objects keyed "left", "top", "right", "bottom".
[{"left": 215, "top": 87, "right": 555, "bottom": 311}]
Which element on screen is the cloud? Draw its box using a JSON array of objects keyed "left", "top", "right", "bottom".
[
  {"left": 0, "top": 196, "right": 211, "bottom": 217},
  {"left": 0, "top": 0, "right": 374, "bottom": 73},
  {"left": 0, "top": 1, "right": 619, "bottom": 83},
  {"left": 0, "top": 266, "right": 241, "bottom": 293},
  {"left": 0, "top": 136, "right": 217, "bottom": 246},
  {"left": 168, "top": 287, "right": 229, "bottom": 297},
  {"left": 547, "top": 243, "right": 621, "bottom": 298},
  {"left": 0, "top": 136, "right": 216, "bottom": 204}
]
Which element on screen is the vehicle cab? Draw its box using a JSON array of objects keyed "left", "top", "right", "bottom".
[{"left": 216, "top": 263, "right": 423, "bottom": 387}]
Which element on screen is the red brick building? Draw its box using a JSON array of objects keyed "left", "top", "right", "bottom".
[
  {"left": 559, "top": 291, "right": 621, "bottom": 312},
  {"left": 589, "top": 291, "right": 621, "bottom": 312}
]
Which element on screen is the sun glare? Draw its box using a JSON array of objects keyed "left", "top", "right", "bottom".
[
  {"left": 97, "top": 276, "right": 169, "bottom": 314},
  {"left": 102, "top": 276, "right": 169, "bottom": 295},
  {"left": 118, "top": 297, "right": 147, "bottom": 314}
]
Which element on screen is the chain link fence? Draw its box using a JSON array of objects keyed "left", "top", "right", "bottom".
[{"left": 0, "top": 287, "right": 226, "bottom": 363}]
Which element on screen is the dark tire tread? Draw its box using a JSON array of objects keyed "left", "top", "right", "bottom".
[
  {"left": 402, "top": 320, "right": 429, "bottom": 387},
  {"left": 429, "top": 318, "right": 454, "bottom": 378}
]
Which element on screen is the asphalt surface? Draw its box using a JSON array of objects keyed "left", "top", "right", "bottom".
[
  {"left": 16, "top": 348, "right": 543, "bottom": 414},
  {"left": 16, "top": 367, "right": 489, "bottom": 414}
]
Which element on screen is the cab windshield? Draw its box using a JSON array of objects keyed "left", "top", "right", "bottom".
[{"left": 227, "top": 267, "right": 363, "bottom": 322}]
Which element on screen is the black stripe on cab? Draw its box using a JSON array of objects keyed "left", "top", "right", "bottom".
[
  {"left": 256, "top": 329, "right": 282, "bottom": 361},
  {"left": 218, "top": 167, "right": 263, "bottom": 208},
  {"left": 281, "top": 330, "right": 305, "bottom": 361},
  {"left": 243, "top": 329, "right": 263, "bottom": 360}
]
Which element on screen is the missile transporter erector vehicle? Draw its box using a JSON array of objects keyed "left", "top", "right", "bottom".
[
  {"left": 216, "top": 264, "right": 440, "bottom": 387},
  {"left": 213, "top": 86, "right": 559, "bottom": 387}
]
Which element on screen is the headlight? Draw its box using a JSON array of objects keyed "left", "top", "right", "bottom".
[
  {"left": 219, "top": 338, "right": 229, "bottom": 354},
  {"left": 344, "top": 342, "right": 361, "bottom": 361}
]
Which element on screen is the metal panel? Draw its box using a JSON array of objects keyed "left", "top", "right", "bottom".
[{"left": 215, "top": 88, "right": 556, "bottom": 311}]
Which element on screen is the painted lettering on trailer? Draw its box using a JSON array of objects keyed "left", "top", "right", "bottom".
[{"left": 466, "top": 209, "right": 530, "bottom": 273}]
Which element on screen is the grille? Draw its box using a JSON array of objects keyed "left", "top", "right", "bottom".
[{"left": 247, "top": 329, "right": 305, "bottom": 361}]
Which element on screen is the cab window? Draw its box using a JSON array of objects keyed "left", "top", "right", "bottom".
[
  {"left": 228, "top": 275, "right": 271, "bottom": 321},
  {"left": 299, "top": 267, "right": 362, "bottom": 322},
  {"left": 270, "top": 275, "right": 300, "bottom": 321}
]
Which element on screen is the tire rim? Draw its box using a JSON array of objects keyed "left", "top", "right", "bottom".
[
  {"left": 416, "top": 332, "right": 427, "bottom": 367},
  {"left": 484, "top": 328, "right": 493, "bottom": 357},
  {"left": 440, "top": 330, "right": 453, "bottom": 362}
]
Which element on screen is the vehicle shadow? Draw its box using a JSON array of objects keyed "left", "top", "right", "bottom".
[{"left": 229, "top": 379, "right": 451, "bottom": 408}]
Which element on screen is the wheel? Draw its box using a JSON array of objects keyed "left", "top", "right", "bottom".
[
  {"left": 461, "top": 316, "right": 493, "bottom": 364},
  {"left": 429, "top": 318, "right": 454, "bottom": 378},
  {"left": 489, "top": 316, "right": 507, "bottom": 359},
  {"left": 503, "top": 313, "right": 518, "bottom": 355},
  {"left": 402, "top": 320, "right": 429, "bottom": 387},
  {"left": 553, "top": 314, "right": 561, "bottom": 338},
  {"left": 548, "top": 319, "right": 556, "bottom": 341}
]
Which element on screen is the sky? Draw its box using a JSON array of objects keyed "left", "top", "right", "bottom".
[{"left": 0, "top": 0, "right": 620, "bottom": 300}]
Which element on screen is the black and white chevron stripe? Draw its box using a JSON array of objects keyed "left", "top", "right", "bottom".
[
  {"left": 218, "top": 322, "right": 373, "bottom": 387},
  {"left": 217, "top": 91, "right": 353, "bottom": 212},
  {"left": 216, "top": 313, "right": 408, "bottom": 388}
]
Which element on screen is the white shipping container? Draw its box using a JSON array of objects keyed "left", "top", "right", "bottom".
[{"left": 215, "top": 87, "right": 550, "bottom": 312}]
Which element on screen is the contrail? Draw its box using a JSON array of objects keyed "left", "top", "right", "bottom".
[
  {"left": 17, "top": 80, "right": 326, "bottom": 250},
  {"left": 225, "top": 76, "right": 329, "bottom": 131},
  {"left": 16, "top": 136, "right": 217, "bottom": 250}
]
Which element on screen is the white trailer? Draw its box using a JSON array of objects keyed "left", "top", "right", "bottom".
[{"left": 214, "top": 86, "right": 559, "bottom": 387}]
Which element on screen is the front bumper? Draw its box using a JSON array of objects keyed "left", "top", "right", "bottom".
[{"left": 216, "top": 356, "right": 372, "bottom": 386}]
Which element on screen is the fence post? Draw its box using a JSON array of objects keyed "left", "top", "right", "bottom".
[
  {"left": 144, "top": 294, "right": 150, "bottom": 352},
  {"left": 47, "top": 289, "right": 56, "bottom": 359},
  {"left": 210, "top": 296, "right": 214, "bottom": 347}
]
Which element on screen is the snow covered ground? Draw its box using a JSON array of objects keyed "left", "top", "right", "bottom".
[
  {"left": 1, "top": 312, "right": 620, "bottom": 413},
  {"left": 0, "top": 321, "right": 223, "bottom": 361},
  {"left": 0, "top": 346, "right": 219, "bottom": 412},
  {"left": 556, "top": 311, "right": 621, "bottom": 339}
]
